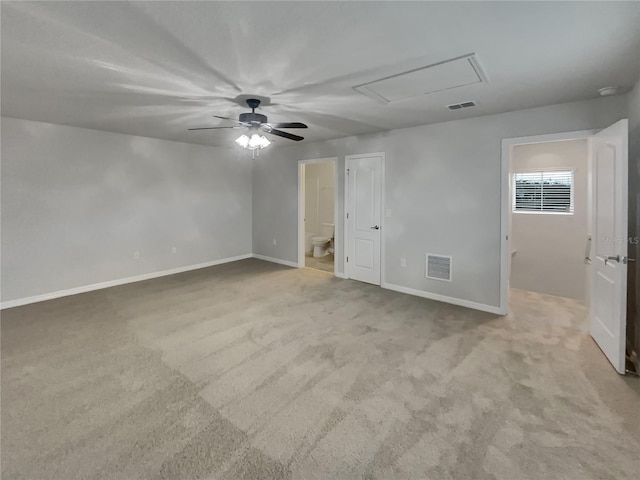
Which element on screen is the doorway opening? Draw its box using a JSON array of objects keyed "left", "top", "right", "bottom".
[
  {"left": 506, "top": 137, "right": 592, "bottom": 341},
  {"left": 501, "top": 122, "right": 630, "bottom": 375},
  {"left": 509, "top": 138, "right": 590, "bottom": 304},
  {"left": 501, "top": 130, "right": 595, "bottom": 314},
  {"left": 298, "top": 157, "right": 338, "bottom": 274}
]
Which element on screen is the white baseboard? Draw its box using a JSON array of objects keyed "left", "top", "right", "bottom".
[
  {"left": 2, "top": 256, "right": 502, "bottom": 316},
  {"left": 381, "top": 282, "right": 503, "bottom": 315},
  {"left": 251, "top": 254, "right": 299, "bottom": 268},
  {"left": 0, "top": 253, "right": 253, "bottom": 310}
]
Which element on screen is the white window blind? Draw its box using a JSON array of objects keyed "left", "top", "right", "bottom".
[{"left": 513, "top": 170, "right": 574, "bottom": 214}]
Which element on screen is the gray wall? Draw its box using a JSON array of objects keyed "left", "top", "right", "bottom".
[
  {"left": 1, "top": 117, "right": 252, "bottom": 302},
  {"left": 510, "top": 140, "right": 588, "bottom": 301},
  {"left": 2, "top": 93, "right": 631, "bottom": 311},
  {"left": 253, "top": 95, "right": 627, "bottom": 309}
]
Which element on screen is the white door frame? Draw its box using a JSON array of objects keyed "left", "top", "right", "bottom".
[
  {"left": 344, "top": 152, "right": 386, "bottom": 283},
  {"left": 298, "top": 157, "right": 339, "bottom": 272},
  {"left": 500, "top": 130, "right": 596, "bottom": 314}
]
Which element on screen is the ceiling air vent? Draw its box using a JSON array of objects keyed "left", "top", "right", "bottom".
[
  {"left": 447, "top": 101, "right": 477, "bottom": 110},
  {"left": 426, "top": 254, "right": 452, "bottom": 282}
]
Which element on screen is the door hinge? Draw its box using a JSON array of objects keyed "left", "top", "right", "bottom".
[
  {"left": 346, "top": 212, "right": 349, "bottom": 219},
  {"left": 347, "top": 168, "right": 350, "bottom": 175},
  {"left": 346, "top": 256, "right": 349, "bottom": 262}
]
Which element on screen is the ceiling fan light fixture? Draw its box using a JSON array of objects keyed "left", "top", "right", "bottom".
[
  {"left": 249, "top": 133, "right": 270, "bottom": 149},
  {"left": 191, "top": 98, "right": 305, "bottom": 151},
  {"left": 235, "top": 134, "right": 250, "bottom": 148},
  {"left": 236, "top": 132, "right": 270, "bottom": 150}
]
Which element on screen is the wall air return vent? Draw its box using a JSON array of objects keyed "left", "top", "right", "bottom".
[
  {"left": 426, "top": 254, "right": 452, "bottom": 282},
  {"left": 354, "top": 53, "right": 488, "bottom": 103},
  {"left": 447, "top": 101, "right": 477, "bottom": 110}
]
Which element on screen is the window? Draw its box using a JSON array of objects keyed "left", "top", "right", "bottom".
[{"left": 513, "top": 170, "right": 574, "bottom": 214}]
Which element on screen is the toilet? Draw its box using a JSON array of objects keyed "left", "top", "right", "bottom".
[{"left": 312, "top": 223, "right": 334, "bottom": 258}]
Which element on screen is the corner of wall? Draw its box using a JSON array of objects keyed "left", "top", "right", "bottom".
[{"left": 627, "top": 77, "right": 640, "bottom": 131}]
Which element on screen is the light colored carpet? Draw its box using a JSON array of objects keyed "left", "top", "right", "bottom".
[{"left": 1, "top": 259, "right": 639, "bottom": 479}]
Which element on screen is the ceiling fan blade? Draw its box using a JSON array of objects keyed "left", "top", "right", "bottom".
[
  {"left": 261, "top": 126, "right": 304, "bottom": 141},
  {"left": 188, "top": 126, "right": 243, "bottom": 131},
  {"left": 213, "top": 115, "right": 248, "bottom": 126},
  {"left": 265, "top": 122, "right": 308, "bottom": 129}
]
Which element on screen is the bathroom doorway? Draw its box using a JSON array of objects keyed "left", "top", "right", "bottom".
[{"left": 298, "top": 157, "right": 338, "bottom": 274}]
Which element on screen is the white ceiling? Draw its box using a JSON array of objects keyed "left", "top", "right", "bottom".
[{"left": 2, "top": 1, "right": 639, "bottom": 147}]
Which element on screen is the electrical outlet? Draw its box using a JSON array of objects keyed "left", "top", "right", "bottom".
[
  {"left": 171, "top": 247, "right": 177, "bottom": 254},
  {"left": 133, "top": 251, "right": 140, "bottom": 260},
  {"left": 400, "top": 257, "right": 407, "bottom": 268},
  {"left": 273, "top": 239, "right": 277, "bottom": 246}
]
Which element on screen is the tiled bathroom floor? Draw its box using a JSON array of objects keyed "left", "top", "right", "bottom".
[{"left": 305, "top": 252, "right": 334, "bottom": 273}]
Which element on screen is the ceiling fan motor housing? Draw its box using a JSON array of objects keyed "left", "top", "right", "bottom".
[{"left": 239, "top": 112, "right": 268, "bottom": 124}]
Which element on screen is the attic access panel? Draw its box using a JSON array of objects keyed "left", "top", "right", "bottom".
[{"left": 354, "top": 54, "right": 488, "bottom": 103}]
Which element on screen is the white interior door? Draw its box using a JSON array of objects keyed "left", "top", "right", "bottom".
[
  {"left": 590, "top": 119, "right": 628, "bottom": 374},
  {"left": 346, "top": 153, "right": 383, "bottom": 285}
]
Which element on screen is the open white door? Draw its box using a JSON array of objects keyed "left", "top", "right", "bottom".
[
  {"left": 590, "top": 119, "right": 628, "bottom": 374},
  {"left": 346, "top": 153, "right": 383, "bottom": 285}
]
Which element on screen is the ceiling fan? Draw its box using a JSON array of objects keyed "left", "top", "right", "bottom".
[{"left": 188, "top": 98, "right": 307, "bottom": 149}]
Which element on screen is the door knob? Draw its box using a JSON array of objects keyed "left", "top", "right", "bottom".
[{"left": 370, "top": 225, "right": 380, "bottom": 230}]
